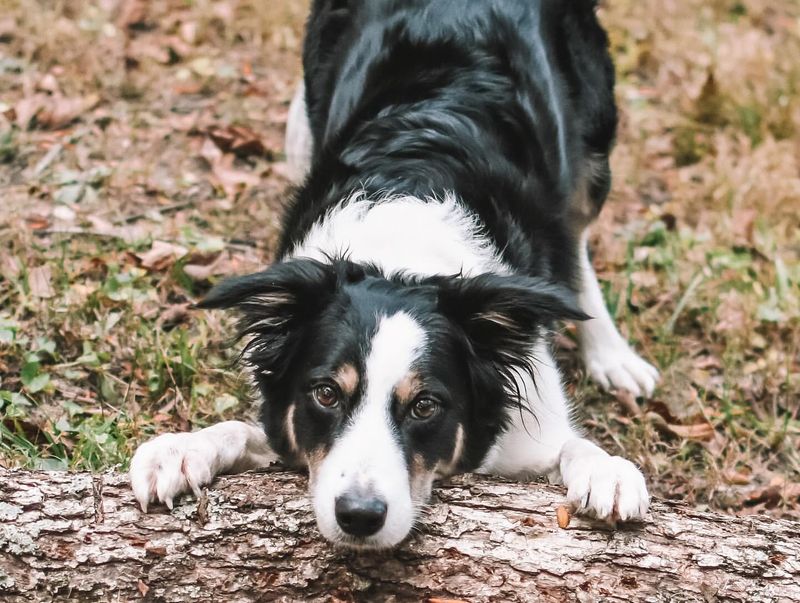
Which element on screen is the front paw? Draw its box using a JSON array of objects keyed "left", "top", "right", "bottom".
[
  {"left": 129, "top": 432, "right": 217, "bottom": 512},
  {"left": 584, "top": 343, "right": 659, "bottom": 398},
  {"left": 562, "top": 454, "right": 650, "bottom": 521}
]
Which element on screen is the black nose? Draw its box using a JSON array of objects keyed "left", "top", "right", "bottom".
[{"left": 334, "top": 492, "right": 388, "bottom": 537}]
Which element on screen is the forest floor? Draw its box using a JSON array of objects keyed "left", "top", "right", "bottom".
[{"left": 1, "top": 0, "right": 798, "bottom": 518}]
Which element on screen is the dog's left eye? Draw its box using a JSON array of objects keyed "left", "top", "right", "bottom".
[
  {"left": 409, "top": 397, "right": 438, "bottom": 421},
  {"left": 313, "top": 384, "right": 340, "bottom": 408}
]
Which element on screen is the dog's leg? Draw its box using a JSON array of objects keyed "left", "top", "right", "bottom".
[
  {"left": 577, "top": 230, "right": 659, "bottom": 396},
  {"left": 285, "top": 80, "right": 313, "bottom": 184},
  {"left": 129, "top": 421, "right": 276, "bottom": 512},
  {"left": 479, "top": 343, "right": 649, "bottom": 520}
]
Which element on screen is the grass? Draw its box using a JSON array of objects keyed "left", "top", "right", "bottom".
[{"left": 0, "top": 0, "right": 798, "bottom": 517}]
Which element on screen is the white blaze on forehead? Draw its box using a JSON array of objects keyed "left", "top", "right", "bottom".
[
  {"left": 312, "top": 311, "right": 427, "bottom": 548},
  {"left": 363, "top": 312, "right": 427, "bottom": 411}
]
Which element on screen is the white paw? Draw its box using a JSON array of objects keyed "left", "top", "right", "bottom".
[
  {"left": 560, "top": 443, "right": 649, "bottom": 521},
  {"left": 584, "top": 342, "right": 659, "bottom": 397},
  {"left": 129, "top": 432, "right": 218, "bottom": 512}
]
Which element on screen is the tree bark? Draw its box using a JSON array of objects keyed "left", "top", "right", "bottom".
[{"left": 0, "top": 468, "right": 797, "bottom": 603}]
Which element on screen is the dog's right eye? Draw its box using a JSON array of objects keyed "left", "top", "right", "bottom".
[{"left": 312, "top": 384, "right": 340, "bottom": 408}]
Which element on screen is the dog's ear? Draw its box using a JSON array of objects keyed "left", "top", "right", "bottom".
[
  {"left": 197, "top": 258, "right": 338, "bottom": 318},
  {"left": 197, "top": 258, "right": 342, "bottom": 381},
  {"left": 434, "top": 274, "right": 588, "bottom": 380}
]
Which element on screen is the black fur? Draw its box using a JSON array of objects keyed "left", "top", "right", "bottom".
[
  {"left": 280, "top": 0, "right": 616, "bottom": 281},
  {"left": 202, "top": 0, "right": 616, "bottom": 480}
]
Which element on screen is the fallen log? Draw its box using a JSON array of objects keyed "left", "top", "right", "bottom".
[{"left": 0, "top": 468, "right": 797, "bottom": 602}]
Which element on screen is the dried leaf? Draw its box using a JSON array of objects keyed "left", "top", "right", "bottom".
[
  {"left": 208, "top": 125, "right": 269, "bottom": 158},
  {"left": 664, "top": 422, "right": 715, "bottom": 441},
  {"left": 182, "top": 252, "right": 232, "bottom": 281},
  {"left": 116, "top": 0, "right": 148, "bottom": 29},
  {"left": 556, "top": 505, "right": 571, "bottom": 529},
  {"left": 137, "top": 240, "right": 188, "bottom": 270},
  {"left": 211, "top": 155, "right": 261, "bottom": 198},
  {"left": 13, "top": 94, "right": 48, "bottom": 129},
  {"left": 2, "top": 254, "right": 22, "bottom": 279},
  {"left": 158, "top": 304, "right": 190, "bottom": 327},
  {"left": 28, "top": 265, "right": 55, "bottom": 298},
  {"left": 36, "top": 94, "right": 101, "bottom": 130},
  {"left": 715, "top": 290, "right": 748, "bottom": 333},
  {"left": 723, "top": 469, "right": 752, "bottom": 486}
]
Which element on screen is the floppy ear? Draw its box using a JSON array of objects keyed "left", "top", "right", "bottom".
[
  {"left": 435, "top": 274, "right": 588, "bottom": 380},
  {"left": 197, "top": 258, "right": 341, "bottom": 382}
]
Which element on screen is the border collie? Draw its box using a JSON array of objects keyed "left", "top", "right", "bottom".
[{"left": 130, "top": 0, "right": 659, "bottom": 549}]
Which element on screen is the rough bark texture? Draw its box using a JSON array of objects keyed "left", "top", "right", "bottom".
[{"left": 0, "top": 468, "right": 798, "bottom": 603}]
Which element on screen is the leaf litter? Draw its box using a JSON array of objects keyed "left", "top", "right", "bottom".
[{"left": 0, "top": 0, "right": 798, "bottom": 518}]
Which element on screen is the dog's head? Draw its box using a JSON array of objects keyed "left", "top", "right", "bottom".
[{"left": 199, "top": 258, "right": 585, "bottom": 549}]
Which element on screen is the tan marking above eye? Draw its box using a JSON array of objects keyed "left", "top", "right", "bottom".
[
  {"left": 394, "top": 372, "right": 423, "bottom": 405},
  {"left": 335, "top": 363, "right": 359, "bottom": 397}
]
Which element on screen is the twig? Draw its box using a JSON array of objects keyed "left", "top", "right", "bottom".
[
  {"left": 32, "top": 229, "right": 125, "bottom": 241},
  {"left": 115, "top": 201, "right": 195, "bottom": 225},
  {"left": 32, "top": 143, "right": 64, "bottom": 177}
]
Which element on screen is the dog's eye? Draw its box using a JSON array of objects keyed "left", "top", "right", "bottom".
[
  {"left": 313, "top": 384, "right": 340, "bottom": 408},
  {"left": 409, "top": 397, "right": 438, "bottom": 421}
]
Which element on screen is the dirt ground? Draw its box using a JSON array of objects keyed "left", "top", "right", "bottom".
[{"left": 1, "top": 0, "right": 798, "bottom": 519}]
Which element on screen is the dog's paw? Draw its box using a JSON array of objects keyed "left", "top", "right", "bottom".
[
  {"left": 560, "top": 442, "right": 649, "bottom": 521},
  {"left": 584, "top": 342, "right": 659, "bottom": 398},
  {"left": 129, "top": 432, "right": 218, "bottom": 512}
]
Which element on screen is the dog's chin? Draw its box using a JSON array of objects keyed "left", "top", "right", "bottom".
[
  {"left": 314, "top": 519, "right": 414, "bottom": 551},
  {"left": 326, "top": 531, "right": 410, "bottom": 551}
]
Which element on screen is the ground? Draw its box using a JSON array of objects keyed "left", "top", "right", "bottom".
[{"left": 0, "top": 0, "right": 798, "bottom": 519}]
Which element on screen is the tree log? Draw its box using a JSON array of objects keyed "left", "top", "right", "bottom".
[{"left": 0, "top": 468, "right": 798, "bottom": 602}]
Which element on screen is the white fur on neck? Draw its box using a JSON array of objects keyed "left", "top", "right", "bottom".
[{"left": 289, "top": 192, "right": 508, "bottom": 277}]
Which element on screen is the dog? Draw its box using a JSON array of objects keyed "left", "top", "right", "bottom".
[{"left": 130, "top": 0, "right": 659, "bottom": 550}]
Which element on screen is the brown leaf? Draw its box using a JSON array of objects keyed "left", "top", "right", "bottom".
[
  {"left": 28, "top": 265, "right": 55, "bottom": 298},
  {"left": 208, "top": 126, "right": 269, "bottom": 158},
  {"left": 1, "top": 254, "right": 23, "bottom": 279},
  {"left": 211, "top": 155, "right": 262, "bottom": 198},
  {"left": 182, "top": 252, "right": 232, "bottom": 282},
  {"left": 746, "top": 478, "right": 800, "bottom": 507},
  {"left": 723, "top": 469, "right": 752, "bottom": 486},
  {"left": 137, "top": 240, "right": 188, "bottom": 271},
  {"left": 36, "top": 94, "right": 101, "bottom": 130},
  {"left": 13, "top": 94, "right": 48, "bottom": 129},
  {"left": 665, "top": 422, "right": 715, "bottom": 441},
  {"left": 714, "top": 290, "right": 748, "bottom": 333},
  {"left": 116, "top": 0, "right": 148, "bottom": 29},
  {"left": 158, "top": 304, "right": 190, "bottom": 327},
  {"left": 0, "top": 16, "right": 15, "bottom": 40},
  {"left": 25, "top": 213, "right": 50, "bottom": 230},
  {"left": 556, "top": 505, "right": 571, "bottom": 529},
  {"left": 36, "top": 73, "right": 60, "bottom": 94},
  {"left": 731, "top": 209, "right": 757, "bottom": 245}
]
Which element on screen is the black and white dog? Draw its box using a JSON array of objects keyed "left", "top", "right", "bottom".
[{"left": 131, "top": 0, "right": 659, "bottom": 549}]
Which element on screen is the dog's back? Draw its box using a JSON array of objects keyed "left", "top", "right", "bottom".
[{"left": 282, "top": 0, "right": 617, "bottom": 281}]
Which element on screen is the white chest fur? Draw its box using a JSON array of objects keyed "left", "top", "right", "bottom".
[{"left": 289, "top": 193, "right": 508, "bottom": 277}]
